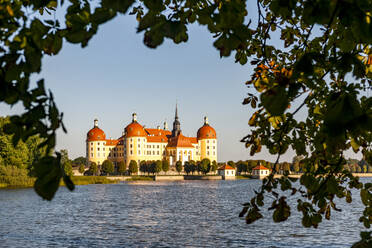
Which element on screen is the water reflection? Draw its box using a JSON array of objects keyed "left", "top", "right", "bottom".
[{"left": 0, "top": 179, "right": 369, "bottom": 247}]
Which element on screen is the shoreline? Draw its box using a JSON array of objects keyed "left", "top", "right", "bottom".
[{"left": 1, "top": 173, "right": 371, "bottom": 190}]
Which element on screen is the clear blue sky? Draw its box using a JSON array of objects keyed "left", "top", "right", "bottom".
[{"left": 0, "top": 9, "right": 359, "bottom": 162}]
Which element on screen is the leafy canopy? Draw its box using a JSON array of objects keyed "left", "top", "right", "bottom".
[{"left": 1, "top": 0, "right": 371, "bottom": 246}]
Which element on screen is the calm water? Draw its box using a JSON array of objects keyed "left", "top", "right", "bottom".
[{"left": 0, "top": 179, "right": 370, "bottom": 248}]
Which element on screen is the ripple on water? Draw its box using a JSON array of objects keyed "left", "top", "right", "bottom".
[{"left": 0, "top": 179, "right": 369, "bottom": 247}]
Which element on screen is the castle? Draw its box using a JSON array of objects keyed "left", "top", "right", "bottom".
[{"left": 86, "top": 106, "right": 217, "bottom": 167}]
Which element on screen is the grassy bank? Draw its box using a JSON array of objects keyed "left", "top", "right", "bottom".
[
  {"left": 0, "top": 174, "right": 119, "bottom": 189},
  {"left": 126, "top": 176, "right": 154, "bottom": 181},
  {"left": 66, "top": 176, "right": 120, "bottom": 185},
  {"left": 0, "top": 175, "right": 35, "bottom": 188},
  {"left": 0, "top": 166, "right": 35, "bottom": 188},
  {"left": 235, "top": 175, "right": 252, "bottom": 179}
]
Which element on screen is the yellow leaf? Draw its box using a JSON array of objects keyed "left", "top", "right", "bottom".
[
  {"left": 366, "top": 12, "right": 371, "bottom": 24},
  {"left": 7, "top": 5, "right": 14, "bottom": 16}
]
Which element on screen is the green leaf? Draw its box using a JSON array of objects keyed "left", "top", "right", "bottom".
[
  {"left": 33, "top": 155, "right": 63, "bottom": 200},
  {"left": 261, "top": 86, "right": 289, "bottom": 116},
  {"left": 63, "top": 175, "right": 75, "bottom": 191}
]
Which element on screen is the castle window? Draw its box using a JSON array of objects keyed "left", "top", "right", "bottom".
[
  {"left": 130, "top": 150, "right": 133, "bottom": 155},
  {"left": 98, "top": 153, "right": 100, "bottom": 157},
  {"left": 157, "top": 145, "right": 159, "bottom": 148},
  {"left": 213, "top": 140, "right": 216, "bottom": 143},
  {"left": 213, "top": 146, "right": 215, "bottom": 149},
  {"left": 207, "top": 146, "right": 209, "bottom": 149},
  {"left": 91, "top": 153, "right": 93, "bottom": 157},
  {"left": 138, "top": 138, "right": 140, "bottom": 142},
  {"left": 138, "top": 150, "right": 141, "bottom": 155},
  {"left": 207, "top": 140, "right": 209, "bottom": 143},
  {"left": 103, "top": 142, "right": 106, "bottom": 145},
  {"left": 153, "top": 151, "right": 155, "bottom": 155},
  {"left": 207, "top": 151, "right": 209, "bottom": 155},
  {"left": 97, "top": 148, "right": 100, "bottom": 151},
  {"left": 213, "top": 152, "right": 215, "bottom": 155},
  {"left": 130, "top": 144, "right": 133, "bottom": 148},
  {"left": 130, "top": 138, "right": 132, "bottom": 142},
  {"left": 91, "top": 147, "right": 93, "bottom": 151},
  {"left": 103, "top": 148, "right": 105, "bottom": 151},
  {"left": 98, "top": 142, "right": 100, "bottom": 145},
  {"left": 138, "top": 144, "right": 140, "bottom": 148},
  {"left": 157, "top": 151, "right": 159, "bottom": 155}
]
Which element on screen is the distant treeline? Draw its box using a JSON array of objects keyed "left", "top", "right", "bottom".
[{"left": 221, "top": 156, "right": 371, "bottom": 174}]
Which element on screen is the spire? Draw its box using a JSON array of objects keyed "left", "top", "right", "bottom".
[
  {"left": 172, "top": 103, "right": 181, "bottom": 137},
  {"left": 132, "top": 113, "right": 137, "bottom": 122},
  {"left": 94, "top": 119, "right": 98, "bottom": 127},
  {"left": 204, "top": 116, "right": 209, "bottom": 125},
  {"left": 164, "top": 120, "right": 168, "bottom": 130},
  {"left": 175, "top": 102, "right": 178, "bottom": 120}
]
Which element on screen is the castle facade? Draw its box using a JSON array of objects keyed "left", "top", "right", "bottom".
[{"left": 86, "top": 106, "right": 217, "bottom": 167}]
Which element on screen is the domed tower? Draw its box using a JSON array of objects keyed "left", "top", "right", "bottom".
[
  {"left": 124, "top": 113, "right": 147, "bottom": 166},
  {"left": 197, "top": 116, "right": 217, "bottom": 163},
  {"left": 86, "top": 119, "right": 107, "bottom": 166}
]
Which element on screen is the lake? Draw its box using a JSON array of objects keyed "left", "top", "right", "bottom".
[{"left": 0, "top": 179, "right": 369, "bottom": 247}]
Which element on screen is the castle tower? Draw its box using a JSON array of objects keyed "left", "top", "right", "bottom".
[{"left": 197, "top": 116, "right": 217, "bottom": 163}]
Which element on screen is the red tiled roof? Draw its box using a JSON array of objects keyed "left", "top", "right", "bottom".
[
  {"left": 87, "top": 127, "right": 106, "bottom": 141},
  {"left": 105, "top": 139, "right": 119, "bottom": 146},
  {"left": 252, "top": 165, "right": 270, "bottom": 170},
  {"left": 145, "top": 128, "right": 171, "bottom": 136},
  {"left": 147, "top": 136, "right": 168, "bottom": 143},
  {"left": 145, "top": 128, "right": 171, "bottom": 143},
  {"left": 217, "top": 164, "right": 235, "bottom": 170},
  {"left": 188, "top": 137, "right": 198, "bottom": 144},
  {"left": 167, "top": 133, "right": 195, "bottom": 148},
  {"left": 197, "top": 124, "right": 216, "bottom": 140},
  {"left": 125, "top": 121, "right": 147, "bottom": 137}
]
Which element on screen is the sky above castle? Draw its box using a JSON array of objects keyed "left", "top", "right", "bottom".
[{"left": 0, "top": 8, "right": 359, "bottom": 162}]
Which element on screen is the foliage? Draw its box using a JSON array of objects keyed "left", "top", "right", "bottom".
[
  {"left": 0, "top": 0, "right": 371, "bottom": 245},
  {"left": 139, "top": 160, "right": 148, "bottom": 175},
  {"left": 237, "top": 160, "right": 249, "bottom": 174},
  {"left": 86, "top": 162, "right": 98, "bottom": 176},
  {"left": 78, "top": 164, "right": 85, "bottom": 174},
  {"left": 101, "top": 160, "right": 114, "bottom": 175},
  {"left": 0, "top": 165, "right": 35, "bottom": 188},
  {"left": 227, "top": 160, "right": 236, "bottom": 168},
  {"left": 129, "top": 160, "right": 138, "bottom": 175},
  {"left": 162, "top": 159, "right": 170, "bottom": 173},
  {"left": 199, "top": 158, "right": 211, "bottom": 175},
  {"left": 175, "top": 161, "right": 183, "bottom": 174},
  {"left": 155, "top": 160, "right": 162, "bottom": 174},
  {"left": 72, "top": 157, "right": 86, "bottom": 167},
  {"left": 184, "top": 161, "right": 192, "bottom": 175},
  {"left": 60, "top": 149, "right": 73, "bottom": 177},
  {"left": 117, "top": 161, "right": 127, "bottom": 175},
  {"left": 211, "top": 160, "right": 218, "bottom": 173}
]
